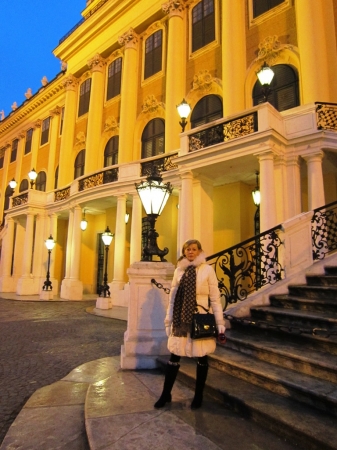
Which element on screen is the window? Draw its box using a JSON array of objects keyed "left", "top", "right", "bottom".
[
  {"left": 253, "top": 64, "right": 299, "bottom": 112},
  {"left": 41, "top": 117, "right": 50, "bottom": 145},
  {"left": 10, "top": 139, "right": 18, "bottom": 163},
  {"left": 107, "top": 58, "right": 122, "bottom": 100},
  {"left": 104, "top": 136, "right": 119, "bottom": 167},
  {"left": 4, "top": 185, "right": 13, "bottom": 212},
  {"left": 144, "top": 30, "right": 162, "bottom": 79},
  {"left": 36, "top": 171, "right": 46, "bottom": 191},
  {"left": 25, "top": 128, "right": 33, "bottom": 154},
  {"left": 192, "top": 0, "right": 215, "bottom": 53},
  {"left": 141, "top": 119, "right": 165, "bottom": 158},
  {"left": 54, "top": 166, "right": 59, "bottom": 189},
  {"left": 59, "top": 108, "right": 64, "bottom": 135},
  {"left": 74, "top": 149, "right": 85, "bottom": 179},
  {"left": 191, "top": 95, "right": 223, "bottom": 128},
  {"left": 19, "top": 179, "right": 29, "bottom": 192},
  {"left": 0, "top": 150, "right": 4, "bottom": 169},
  {"left": 78, "top": 79, "right": 91, "bottom": 117},
  {"left": 253, "top": 0, "right": 284, "bottom": 18}
]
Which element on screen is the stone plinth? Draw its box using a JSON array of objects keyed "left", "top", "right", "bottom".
[
  {"left": 39, "top": 290, "right": 54, "bottom": 300},
  {"left": 96, "top": 297, "right": 111, "bottom": 309},
  {"left": 120, "top": 261, "right": 175, "bottom": 369}
]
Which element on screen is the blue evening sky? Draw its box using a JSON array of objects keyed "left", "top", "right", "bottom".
[{"left": 0, "top": 1, "right": 85, "bottom": 118}]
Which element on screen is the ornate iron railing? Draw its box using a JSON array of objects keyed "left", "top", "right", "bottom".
[
  {"left": 206, "top": 225, "right": 284, "bottom": 310},
  {"left": 78, "top": 167, "right": 118, "bottom": 192},
  {"left": 311, "top": 200, "right": 337, "bottom": 260},
  {"left": 141, "top": 153, "right": 178, "bottom": 176},
  {"left": 54, "top": 187, "right": 70, "bottom": 202},
  {"left": 189, "top": 112, "right": 258, "bottom": 152},
  {"left": 316, "top": 102, "right": 337, "bottom": 131},
  {"left": 12, "top": 193, "right": 28, "bottom": 207}
]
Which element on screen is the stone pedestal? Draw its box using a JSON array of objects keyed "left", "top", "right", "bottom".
[
  {"left": 60, "top": 279, "right": 83, "bottom": 300},
  {"left": 40, "top": 290, "right": 54, "bottom": 300},
  {"left": 120, "top": 261, "right": 175, "bottom": 369},
  {"left": 96, "top": 296, "right": 111, "bottom": 309}
]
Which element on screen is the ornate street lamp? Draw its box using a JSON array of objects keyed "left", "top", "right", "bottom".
[
  {"left": 257, "top": 62, "right": 275, "bottom": 102},
  {"left": 28, "top": 168, "right": 38, "bottom": 189},
  {"left": 98, "top": 226, "right": 114, "bottom": 297},
  {"left": 42, "top": 235, "right": 55, "bottom": 291},
  {"left": 9, "top": 178, "right": 17, "bottom": 193},
  {"left": 80, "top": 209, "right": 88, "bottom": 231},
  {"left": 176, "top": 98, "right": 192, "bottom": 132},
  {"left": 135, "top": 166, "right": 173, "bottom": 261}
]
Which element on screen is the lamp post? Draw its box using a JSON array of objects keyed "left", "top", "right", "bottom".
[
  {"left": 99, "top": 226, "right": 114, "bottom": 297},
  {"left": 42, "top": 235, "right": 55, "bottom": 291},
  {"left": 257, "top": 62, "right": 275, "bottom": 102},
  {"left": 176, "top": 98, "right": 192, "bottom": 132},
  {"left": 135, "top": 166, "right": 173, "bottom": 261},
  {"left": 28, "top": 168, "right": 38, "bottom": 189}
]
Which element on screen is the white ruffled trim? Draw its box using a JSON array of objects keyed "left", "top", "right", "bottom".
[{"left": 177, "top": 252, "right": 206, "bottom": 270}]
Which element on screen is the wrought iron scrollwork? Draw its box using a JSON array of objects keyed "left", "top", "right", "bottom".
[
  {"left": 141, "top": 153, "right": 178, "bottom": 177},
  {"left": 54, "top": 187, "right": 70, "bottom": 202},
  {"left": 316, "top": 102, "right": 337, "bottom": 131},
  {"left": 12, "top": 193, "right": 28, "bottom": 207},
  {"left": 206, "top": 226, "right": 283, "bottom": 310},
  {"left": 311, "top": 200, "right": 337, "bottom": 260}
]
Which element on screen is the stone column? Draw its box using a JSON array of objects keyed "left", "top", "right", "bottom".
[
  {"left": 303, "top": 152, "right": 325, "bottom": 210},
  {"left": 130, "top": 192, "right": 142, "bottom": 264},
  {"left": 30, "top": 120, "right": 42, "bottom": 171},
  {"left": 0, "top": 217, "right": 15, "bottom": 292},
  {"left": 16, "top": 212, "right": 36, "bottom": 295},
  {"left": 179, "top": 171, "right": 194, "bottom": 245},
  {"left": 258, "top": 152, "right": 277, "bottom": 232},
  {"left": 295, "top": 0, "right": 337, "bottom": 102},
  {"left": 112, "top": 194, "right": 127, "bottom": 289},
  {"left": 285, "top": 155, "right": 302, "bottom": 220},
  {"left": 221, "top": 0, "right": 246, "bottom": 115},
  {"left": 193, "top": 176, "right": 214, "bottom": 255},
  {"left": 60, "top": 206, "right": 83, "bottom": 299},
  {"left": 274, "top": 155, "right": 287, "bottom": 224},
  {"left": 46, "top": 107, "right": 61, "bottom": 192},
  {"left": 58, "top": 75, "right": 78, "bottom": 187},
  {"left": 85, "top": 54, "right": 105, "bottom": 173},
  {"left": 118, "top": 29, "right": 139, "bottom": 164},
  {"left": 162, "top": 0, "right": 186, "bottom": 150}
]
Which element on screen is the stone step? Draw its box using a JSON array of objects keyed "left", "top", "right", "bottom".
[
  {"left": 157, "top": 355, "right": 337, "bottom": 450},
  {"left": 324, "top": 266, "right": 337, "bottom": 276},
  {"left": 288, "top": 284, "right": 337, "bottom": 299},
  {"left": 270, "top": 293, "right": 337, "bottom": 313},
  {"left": 250, "top": 306, "right": 337, "bottom": 334},
  {"left": 306, "top": 274, "right": 337, "bottom": 286},
  {"left": 224, "top": 328, "right": 337, "bottom": 383}
]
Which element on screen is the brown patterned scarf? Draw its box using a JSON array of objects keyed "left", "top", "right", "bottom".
[{"left": 172, "top": 265, "right": 197, "bottom": 337}]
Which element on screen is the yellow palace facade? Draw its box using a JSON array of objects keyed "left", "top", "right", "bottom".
[{"left": 1, "top": 0, "right": 337, "bottom": 304}]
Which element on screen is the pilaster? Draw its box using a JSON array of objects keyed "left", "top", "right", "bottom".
[
  {"left": 46, "top": 107, "right": 61, "bottom": 191},
  {"left": 179, "top": 171, "right": 194, "bottom": 245},
  {"left": 303, "top": 151, "right": 325, "bottom": 210}
]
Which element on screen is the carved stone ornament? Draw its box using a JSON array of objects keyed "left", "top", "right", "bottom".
[
  {"left": 62, "top": 74, "right": 78, "bottom": 90},
  {"left": 75, "top": 131, "right": 86, "bottom": 146},
  {"left": 162, "top": 0, "right": 185, "bottom": 15},
  {"left": 142, "top": 95, "right": 164, "bottom": 113},
  {"left": 11, "top": 102, "right": 18, "bottom": 111},
  {"left": 24, "top": 88, "right": 33, "bottom": 99},
  {"left": 34, "top": 119, "right": 42, "bottom": 129},
  {"left": 0, "top": 110, "right": 4, "bottom": 121},
  {"left": 61, "top": 61, "right": 67, "bottom": 72},
  {"left": 104, "top": 116, "right": 118, "bottom": 132},
  {"left": 41, "top": 76, "right": 48, "bottom": 86},
  {"left": 50, "top": 106, "right": 61, "bottom": 117},
  {"left": 118, "top": 28, "right": 138, "bottom": 48},
  {"left": 257, "top": 35, "right": 282, "bottom": 65},
  {"left": 192, "top": 70, "right": 214, "bottom": 93},
  {"left": 88, "top": 54, "right": 105, "bottom": 71}
]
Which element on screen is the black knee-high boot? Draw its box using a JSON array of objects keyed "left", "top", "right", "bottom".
[
  {"left": 154, "top": 362, "right": 180, "bottom": 408},
  {"left": 191, "top": 362, "right": 208, "bottom": 410}
]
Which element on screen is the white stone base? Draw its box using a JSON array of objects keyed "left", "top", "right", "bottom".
[
  {"left": 96, "top": 297, "right": 111, "bottom": 309},
  {"left": 120, "top": 345, "right": 161, "bottom": 369},
  {"left": 16, "top": 277, "right": 37, "bottom": 295},
  {"left": 60, "top": 279, "right": 83, "bottom": 300},
  {"left": 39, "top": 290, "right": 54, "bottom": 300}
]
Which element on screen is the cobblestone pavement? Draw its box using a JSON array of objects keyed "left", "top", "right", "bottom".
[{"left": 0, "top": 298, "right": 127, "bottom": 445}]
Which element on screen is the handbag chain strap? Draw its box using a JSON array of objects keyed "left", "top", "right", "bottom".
[{"left": 195, "top": 303, "right": 210, "bottom": 314}]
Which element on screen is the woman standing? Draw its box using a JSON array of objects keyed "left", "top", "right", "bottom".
[{"left": 154, "top": 239, "right": 225, "bottom": 410}]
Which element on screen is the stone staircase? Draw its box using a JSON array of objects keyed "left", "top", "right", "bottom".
[{"left": 159, "top": 265, "right": 337, "bottom": 450}]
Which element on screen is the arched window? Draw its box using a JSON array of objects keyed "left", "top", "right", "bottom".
[
  {"left": 36, "top": 171, "right": 46, "bottom": 192},
  {"left": 141, "top": 119, "right": 165, "bottom": 158},
  {"left": 74, "top": 149, "right": 86, "bottom": 179},
  {"left": 192, "top": 0, "right": 215, "bottom": 52},
  {"left": 191, "top": 95, "right": 223, "bottom": 128},
  {"left": 253, "top": 64, "right": 299, "bottom": 112},
  {"left": 19, "top": 179, "right": 29, "bottom": 192},
  {"left": 54, "top": 166, "right": 59, "bottom": 190},
  {"left": 104, "top": 137, "right": 119, "bottom": 167}
]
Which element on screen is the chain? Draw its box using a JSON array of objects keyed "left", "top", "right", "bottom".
[
  {"left": 151, "top": 278, "right": 171, "bottom": 294},
  {"left": 225, "top": 314, "right": 337, "bottom": 338}
]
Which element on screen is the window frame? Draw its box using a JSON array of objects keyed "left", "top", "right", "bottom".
[
  {"left": 142, "top": 23, "right": 166, "bottom": 85},
  {"left": 248, "top": 0, "right": 290, "bottom": 26},
  {"left": 104, "top": 136, "right": 119, "bottom": 167},
  {"left": 78, "top": 78, "right": 91, "bottom": 117},
  {"left": 40, "top": 117, "right": 51, "bottom": 146},
  {"left": 10, "top": 139, "right": 18, "bottom": 163},
  {"left": 74, "top": 149, "right": 86, "bottom": 179},
  {"left": 189, "top": 0, "right": 219, "bottom": 58},
  {"left": 141, "top": 119, "right": 165, "bottom": 159},
  {"left": 106, "top": 57, "right": 122, "bottom": 101},
  {"left": 25, "top": 128, "right": 33, "bottom": 154},
  {"left": 36, "top": 171, "right": 47, "bottom": 192},
  {"left": 144, "top": 29, "right": 163, "bottom": 80}
]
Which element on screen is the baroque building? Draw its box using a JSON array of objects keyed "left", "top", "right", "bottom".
[{"left": 0, "top": 0, "right": 337, "bottom": 305}]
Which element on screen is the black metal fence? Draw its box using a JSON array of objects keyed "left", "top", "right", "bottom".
[{"left": 311, "top": 200, "right": 337, "bottom": 260}]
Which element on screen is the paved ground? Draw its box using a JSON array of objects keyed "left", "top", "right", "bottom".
[{"left": 0, "top": 298, "right": 126, "bottom": 445}]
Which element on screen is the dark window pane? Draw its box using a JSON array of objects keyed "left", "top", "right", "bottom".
[
  {"left": 36, "top": 171, "right": 46, "bottom": 192},
  {"left": 107, "top": 58, "right": 122, "bottom": 100},
  {"left": 192, "top": 0, "right": 215, "bottom": 52},
  {"left": 104, "top": 136, "right": 119, "bottom": 167},
  {"left": 78, "top": 79, "right": 91, "bottom": 117},
  {"left": 191, "top": 95, "right": 223, "bottom": 128},
  {"left": 54, "top": 166, "right": 59, "bottom": 189},
  {"left": 253, "top": 0, "right": 284, "bottom": 18},
  {"left": 10, "top": 139, "right": 18, "bottom": 163},
  {"left": 41, "top": 117, "right": 50, "bottom": 145},
  {"left": 144, "top": 30, "right": 162, "bottom": 79},
  {"left": 25, "top": 128, "right": 33, "bottom": 154},
  {"left": 74, "top": 149, "right": 86, "bottom": 179},
  {"left": 19, "top": 179, "right": 29, "bottom": 192},
  {"left": 141, "top": 119, "right": 165, "bottom": 158}
]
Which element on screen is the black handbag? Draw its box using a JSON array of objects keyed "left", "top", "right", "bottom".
[{"left": 191, "top": 304, "right": 217, "bottom": 340}]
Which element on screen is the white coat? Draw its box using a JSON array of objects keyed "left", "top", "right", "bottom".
[{"left": 164, "top": 252, "right": 224, "bottom": 357}]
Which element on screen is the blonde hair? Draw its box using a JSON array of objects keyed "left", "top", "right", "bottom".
[{"left": 178, "top": 239, "right": 203, "bottom": 261}]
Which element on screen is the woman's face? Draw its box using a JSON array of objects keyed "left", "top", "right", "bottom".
[{"left": 184, "top": 243, "right": 201, "bottom": 261}]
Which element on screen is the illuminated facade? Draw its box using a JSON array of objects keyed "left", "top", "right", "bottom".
[{"left": 0, "top": 0, "right": 337, "bottom": 304}]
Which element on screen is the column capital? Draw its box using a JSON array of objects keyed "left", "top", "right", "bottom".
[
  {"left": 302, "top": 150, "right": 325, "bottom": 163},
  {"left": 33, "top": 119, "right": 42, "bottom": 129},
  {"left": 62, "top": 74, "right": 78, "bottom": 91},
  {"left": 88, "top": 53, "right": 106, "bottom": 73},
  {"left": 50, "top": 106, "right": 62, "bottom": 117},
  {"left": 118, "top": 28, "right": 139, "bottom": 50},
  {"left": 162, "top": 0, "right": 186, "bottom": 18}
]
